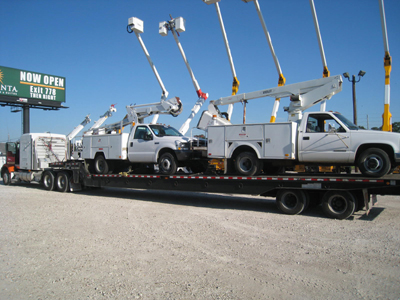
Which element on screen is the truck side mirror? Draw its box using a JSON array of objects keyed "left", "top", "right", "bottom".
[
  {"left": 144, "top": 133, "right": 153, "bottom": 141},
  {"left": 328, "top": 124, "right": 337, "bottom": 133}
]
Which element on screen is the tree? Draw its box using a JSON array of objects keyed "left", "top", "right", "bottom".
[
  {"left": 392, "top": 122, "right": 400, "bottom": 133},
  {"left": 371, "top": 122, "right": 399, "bottom": 132}
]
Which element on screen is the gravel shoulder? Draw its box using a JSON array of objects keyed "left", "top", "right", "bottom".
[{"left": 0, "top": 181, "right": 399, "bottom": 299}]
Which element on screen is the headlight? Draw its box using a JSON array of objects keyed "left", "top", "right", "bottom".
[{"left": 175, "top": 141, "right": 189, "bottom": 150}]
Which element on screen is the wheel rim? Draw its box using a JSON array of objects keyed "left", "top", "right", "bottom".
[
  {"left": 96, "top": 160, "right": 106, "bottom": 173},
  {"left": 328, "top": 196, "right": 347, "bottom": 214},
  {"left": 3, "top": 172, "right": 10, "bottom": 184},
  {"left": 44, "top": 174, "right": 51, "bottom": 188},
  {"left": 239, "top": 157, "right": 253, "bottom": 172},
  {"left": 364, "top": 155, "right": 383, "bottom": 173},
  {"left": 161, "top": 158, "right": 171, "bottom": 171},
  {"left": 281, "top": 193, "right": 298, "bottom": 209},
  {"left": 58, "top": 176, "right": 66, "bottom": 189}
]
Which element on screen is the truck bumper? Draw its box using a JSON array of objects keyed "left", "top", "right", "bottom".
[
  {"left": 395, "top": 152, "right": 400, "bottom": 163},
  {"left": 174, "top": 150, "right": 193, "bottom": 161}
]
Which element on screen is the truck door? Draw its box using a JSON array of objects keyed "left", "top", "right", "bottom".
[
  {"left": 298, "top": 114, "right": 351, "bottom": 163},
  {"left": 128, "top": 126, "right": 157, "bottom": 163},
  {"left": 207, "top": 126, "right": 226, "bottom": 158},
  {"left": 6, "top": 142, "right": 18, "bottom": 165}
]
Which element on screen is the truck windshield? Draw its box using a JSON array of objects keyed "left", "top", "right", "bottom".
[
  {"left": 6, "top": 142, "right": 17, "bottom": 154},
  {"left": 149, "top": 125, "right": 182, "bottom": 137},
  {"left": 333, "top": 113, "right": 359, "bottom": 130}
]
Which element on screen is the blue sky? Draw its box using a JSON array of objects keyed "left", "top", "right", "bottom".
[{"left": 1, "top": 0, "right": 399, "bottom": 142}]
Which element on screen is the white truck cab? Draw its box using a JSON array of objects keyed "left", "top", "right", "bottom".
[{"left": 298, "top": 112, "right": 400, "bottom": 177}]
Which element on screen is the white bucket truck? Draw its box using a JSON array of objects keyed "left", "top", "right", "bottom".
[{"left": 199, "top": 75, "right": 400, "bottom": 177}]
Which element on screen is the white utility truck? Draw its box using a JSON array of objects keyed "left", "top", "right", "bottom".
[
  {"left": 82, "top": 17, "right": 208, "bottom": 176},
  {"left": 81, "top": 97, "right": 203, "bottom": 175},
  {"left": 200, "top": 75, "right": 400, "bottom": 177}
]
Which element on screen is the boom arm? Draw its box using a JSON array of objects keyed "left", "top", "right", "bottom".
[
  {"left": 203, "top": 0, "right": 239, "bottom": 120},
  {"left": 66, "top": 114, "right": 91, "bottom": 140},
  {"left": 94, "top": 97, "right": 183, "bottom": 134},
  {"left": 309, "top": 0, "right": 330, "bottom": 112},
  {"left": 197, "top": 75, "right": 342, "bottom": 129},
  {"left": 159, "top": 16, "right": 208, "bottom": 135},
  {"left": 242, "top": 0, "right": 286, "bottom": 123},
  {"left": 128, "top": 17, "right": 172, "bottom": 124},
  {"left": 379, "top": 0, "right": 392, "bottom": 132},
  {"left": 88, "top": 104, "right": 117, "bottom": 130},
  {"left": 125, "top": 97, "right": 182, "bottom": 125}
]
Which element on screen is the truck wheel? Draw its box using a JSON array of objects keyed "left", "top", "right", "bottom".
[
  {"left": 235, "top": 151, "right": 261, "bottom": 176},
  {"left": 94, "top": 155, "right": 109, "bottom": 174},
  {"left": 42, "top": 171, "right": 56, "bottom": 191},
  {"left": 322, "top": 191, "right": 356, "bottom": 219},
  {"left": 276, "top": 189, "right": 309, "bottom": 215},
  {"left": 158, "top": 152, "right": 177, "bottom": 175},
  {"left": 56, "top": 171, "right": 70, "bottom": 193},
  {"left": 357, "top": 148, "right": 391, "bottom": 177},
  {"left": 2, "top": 170, "right": 11, "bottom": 185}
]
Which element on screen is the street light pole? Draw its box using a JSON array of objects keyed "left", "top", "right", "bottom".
[
  {"left": 343, "top": 70, "right": 366, "bottom": 125},
  {"left": 351, "top": 74, "right": 357, "bottom": 125}
]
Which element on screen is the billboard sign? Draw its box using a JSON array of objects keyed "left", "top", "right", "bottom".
[{"left": 0, "top": 66, "right": 66, "bottom": 105}]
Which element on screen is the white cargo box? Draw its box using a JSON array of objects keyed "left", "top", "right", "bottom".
[
  {"left": 82, "top": 133, "right": 129, "bottom": 160},
  {"left": 159, "top": 21, "right": 168, "bottom": 36},
  {"left": 207, "top": 122, "right": 297, "bottom": 160},
  {"left": 175, "top": 17, "right": 186, "bottom": 33},
  {"left": 128, "top": 17, "right": 144, "bottom": 34}
]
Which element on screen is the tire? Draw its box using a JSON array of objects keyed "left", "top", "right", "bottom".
[
  {"left": 56, "top": 171, "right": 70, "bottom": 193},
  {"left": 158, "top": 152, "right": 177, "bottom": 175},
  {"left": 276, "top": 189, "right": 309, "bottom": 215},
  {"left": 94, "top": 155, "right": 109, "bottom": 174},
  {"left": 235, "top": 151, "right": 261, "bottom": 176},
  {"left": 322, "top": 191, "right": 356, "bottom": 219},
  {"left": 2, "top": 170, "right": 11, "bottom": 185},
  {"left": 357, "top": 148, "right": 391, "bottom": 177},
  {"left": 42, "top": 171, "right": 56, "bottom": 191}
]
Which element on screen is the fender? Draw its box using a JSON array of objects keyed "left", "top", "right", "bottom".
[{"left": 227, "top": 141, "right": 262, "bottom": 159}]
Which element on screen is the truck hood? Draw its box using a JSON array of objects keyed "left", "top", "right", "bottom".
[
  {"left": 350, "top": 129, "right": 400, "bottom": 146},
  {"left": 351, "top": 129, "right": 400, "bottom": 137},
  {"left": 155, "top": 136, "right": 190, "bottom": 143}
]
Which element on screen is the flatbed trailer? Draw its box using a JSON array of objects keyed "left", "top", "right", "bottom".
[{"left": 41, "top": 160, "right": 400, "bottom": 220}]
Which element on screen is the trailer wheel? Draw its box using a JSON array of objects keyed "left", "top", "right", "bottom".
[
  {"left": 42, "top": 171, "right": 56, "bottom": 191},
  {"left": 357, "top": 148, "right": 391, "bottom": 177},
  {"left": 322, "top": 191, "right": 356, "bottom": 219},
  {"left": 94, "top": 155, "right": 109, "bottom": 174},
  {"left": 158, "top": 152, "right": 177, "bottom": 175},
  {"left": 276, "top": 189, "right": 309, "bottom": 215},
  {"left": 2, "top": 170, "right": 11, "bottom": 185},
  {"left": 56, "top": 171, "right": 70, "bottom": 193},
  {"left": 235, "top": 151, "right": 261, "bottom": 176}
]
